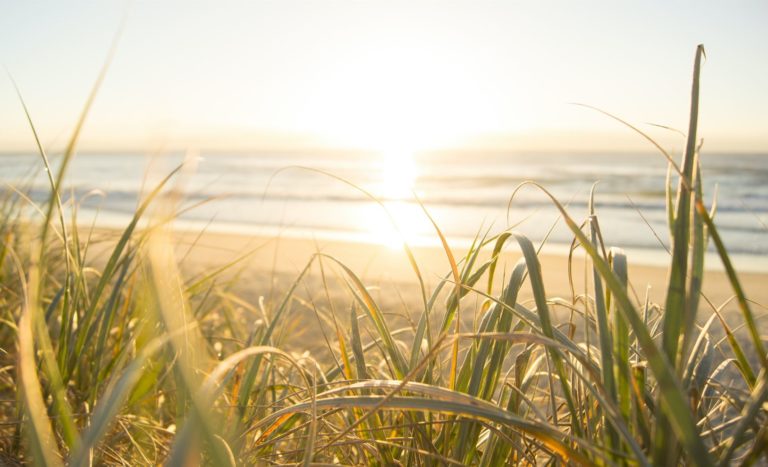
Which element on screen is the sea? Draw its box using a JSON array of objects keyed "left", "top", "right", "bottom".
[{"left": 1, "top": 150, "right": 766, "bottom": 271}]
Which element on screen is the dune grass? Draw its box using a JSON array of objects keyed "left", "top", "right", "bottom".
[{"left": 1, "top": 44, "right": 767, "bottom": 465}]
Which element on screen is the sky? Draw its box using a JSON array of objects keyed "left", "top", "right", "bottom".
[{"left": 1, "top": 1, "right": 767, "bottom": 154}]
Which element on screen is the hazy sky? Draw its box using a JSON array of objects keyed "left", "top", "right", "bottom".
[{"left": 1, "top": 1, "right": 767, "bottom": 153}]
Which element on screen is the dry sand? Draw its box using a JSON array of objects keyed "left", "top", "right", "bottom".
[
  {"left": 85, "top": 226, "right": 767, "bottom": 363},
  {"left": 166, "top": 229, "right": 767, "bottom": 320}
]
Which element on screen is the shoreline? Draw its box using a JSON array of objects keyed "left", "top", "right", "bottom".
[{"left": 85, "top": 213, "right": 768, "bottom": 273}]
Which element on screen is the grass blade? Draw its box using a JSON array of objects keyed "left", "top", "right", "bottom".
[{"left": 511, "top": 181, "right": 713, "bottom": 467}]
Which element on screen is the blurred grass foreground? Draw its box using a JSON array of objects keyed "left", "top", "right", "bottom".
[{"left": 1, "top": 45, "right": 767, "bottom": 466}]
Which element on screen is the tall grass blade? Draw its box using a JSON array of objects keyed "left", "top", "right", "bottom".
[
  {"left": 609, "top": 248, "right": 631, "bottom": 426},
  {"left": 587, "top": 185, "right": 620, "bottom": 454},
  {"left": 512, "top": 233, "right": 583, "bottom": 439},
  {"left": 415, "top": 198, "right": 462, "bottom": 390},
  {"left": 69, "top": 165, "right": 183, "bottom": 372},
  {"left": 15, "top": 250, "right": 65, "bottom": 467},
  {"left": 695, "top": 200, "right": 768, "bottom": 372},
  {"left": 662, "top": 44, "right": 704, "bottom": 368},
  {"left": 512, "top": 181, "right": 713, "bottom": 467},
  {"left": 320, "top": 254, "right": 408, "bottom": 378}
]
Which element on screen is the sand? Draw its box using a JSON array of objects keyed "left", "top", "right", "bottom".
[
  {"left": 81, "top": 226, "right": 767, "bottom": 365},
  {"left": 162, "top": 228, "right": 767, "bottom": 319}
]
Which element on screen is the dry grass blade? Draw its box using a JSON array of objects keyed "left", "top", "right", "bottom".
[
  {"left": 318, "top": 254, "right": 408, "bottom": 379},
  {"left": 69, "top": 333, "right": 181, "bottom": 467},
  {"left": 259, "top": 395, "right": 597, "bottom": 465},
  {"left": 717, "top": 370, "right": 768, "bottom": 465},
  {"left": 412, "top": 197, "right": 466, "bottom": 399}
]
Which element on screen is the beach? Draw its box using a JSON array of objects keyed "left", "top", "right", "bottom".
[
  {"left": 4, "top": 3, "right": 768, "bottom": 463},
  {"left": 148, "top": 228, "right": 768, "bottom": 326},
  {"left": 7, "top": 154, "right": 765, "bottom": 464}
]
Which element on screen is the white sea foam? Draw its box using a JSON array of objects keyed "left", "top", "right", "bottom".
[{"left": 1, "top": 150, "right": 766, "bottom": 269}]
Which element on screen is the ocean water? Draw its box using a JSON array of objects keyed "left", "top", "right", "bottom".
[{"left": 1, "top": 150, "right": 766, "bottom": 270}]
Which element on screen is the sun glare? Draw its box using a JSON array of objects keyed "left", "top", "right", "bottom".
[
  {"left": 364, "top": 199, "right": 431, "bottom": 251},
  {"left": 286, "top": 42, "right": 498, "bottom": 250},
  {"left": 363, "top": 145, "right": 431, "bottom": 250},
  {"left": 379, "top": 145, "right": 418, "bottom": 200}
]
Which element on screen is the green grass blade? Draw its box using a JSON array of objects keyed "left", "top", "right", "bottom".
[
  {"left": 319, "top": 254, "right": 408, "bottom": 379},
  {"left": 609, "top": 248, "right": 631, "bottom": 425},
  {"left": 662, "top": 44, "right": 705, "bottom": 367},
  {"left": 257, "top": 394, "right": 598, "bottom": 465},
  {"left": 587, "top": 186, "right": 620, "bottom": 453},
  {"left": 350, "top": 305, "right": 368, "bottom": 380},
  {"left": 683, "top": 157, "right": 706, "bottom": 365},
  {"left": 39, "top": 23, "right": 123, "bottom": 251},
  {"left": 512, "top": 181, "right": 713, "bottom": 467},
  {"left": 512, "top": 232, "right": 583, "bottom": 439},
  {"left": 70, "top": 334, "right": 173, "bottom": 467},
  {"left": 695, "top": 199, "right": 768, "bottom": 372},
  {"left": 415, "top": 198, "right": 462, "bottom": 390},
  {"left": 237, "top": 257, "right": 315, "bottom": 417},
  {"left": 16, "top": 254, "right": 65, "bottom": 467},
  {"left": 486, "top": 232, "right": 512, "bottom": 295},
  {"left": 69, "top": 165, "right": 183, "bottom": 371}
]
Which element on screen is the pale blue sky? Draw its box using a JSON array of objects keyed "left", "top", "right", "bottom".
[{"left": 1, "top": 1, "right": 767, "bottom": 153}]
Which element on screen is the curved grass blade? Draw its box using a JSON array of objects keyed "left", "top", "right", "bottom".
[
  {"left": 510, "top": 181, "right": 713, "bottom": 467},
  {"left": 318, "top": 254, "right": 408, "bottom": 379},
  {"left": 512, "top": 232, "right": 583, "bottom": 439},
  {"left": 717, "top": 369, "right": 768, "bottom": 465},
  {"left": 257, "top": 394, "right": 597, "bottom": 465},
  {"left": 414, "top": 196, "right": 462, "bottom": 389},
  {"left": 695, "top": 199, "right": 767, "bottom": 372},
  {"left": 170, "top": 346, "right": 309, "bottom": 467}
]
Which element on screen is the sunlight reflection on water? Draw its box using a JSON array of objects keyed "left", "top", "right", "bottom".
[{"left": 365, "top": 148, "right": 432, "bottom": 250}]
